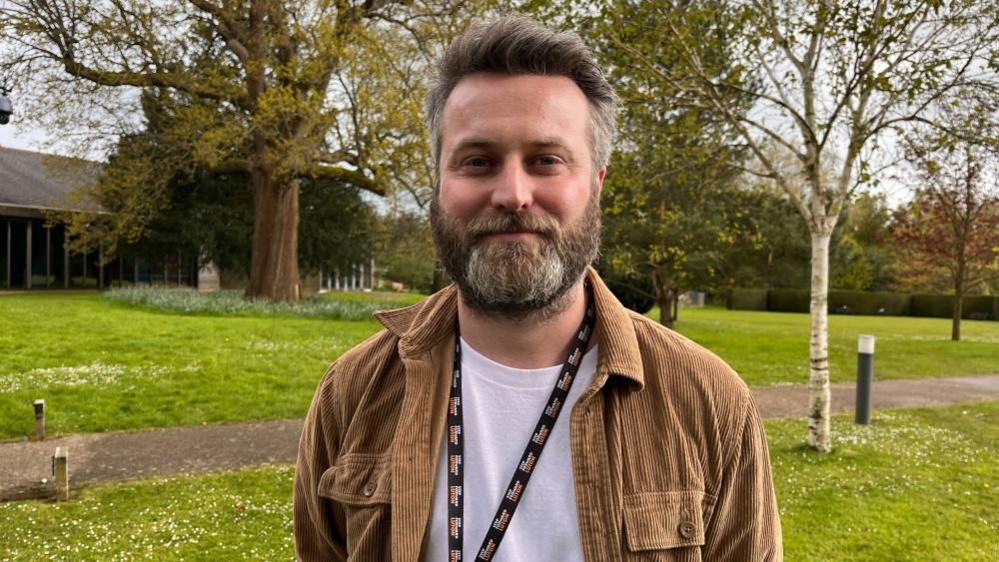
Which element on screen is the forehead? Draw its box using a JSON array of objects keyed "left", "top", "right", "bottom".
[{"left": 440, "top": 73, "right": 591, "bottom": 149}]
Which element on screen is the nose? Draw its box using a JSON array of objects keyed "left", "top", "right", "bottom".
[{"left": 490, "top": 162, "right": 533, "bottom": 212}]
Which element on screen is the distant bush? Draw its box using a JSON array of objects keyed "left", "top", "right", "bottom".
[
  {"left": 602, "top": 271, "right": 655, "bottom": 314},
  {"left": 828, "top": 291, "right": 911, "bottom": 316},
  {"left": 767, "top": 289, "right": 810, "bottom": 313},
  {"left": 962, "top": 296, "right": 997, "bottom": 320},
  {"left": 104, "top": 287, "right": 394, "bottom": 320},
  {"left": 728, "top": 288, "right": 767, "bottom": 311},
  {"left": 910, "top": 294, "right": 998, "bottom": 320},
  {"left": 910, "top": 294, "right": 952, "bottom": 318}
]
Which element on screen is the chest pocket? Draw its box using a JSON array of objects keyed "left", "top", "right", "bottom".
[
  {"left": 318, "top": 453, "right": 392, "bottom": 557},
  {"left": 623, "top": 490, "right": 712, "bottom": 562}
]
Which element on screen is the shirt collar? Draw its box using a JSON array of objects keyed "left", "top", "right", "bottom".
[{"left": 374, "top": 267, "right": 644, "bottom": 388}]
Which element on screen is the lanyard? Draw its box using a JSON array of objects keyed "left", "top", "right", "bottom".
[{"left": 447, "top": 286, "right": 596, "bottom": 562}]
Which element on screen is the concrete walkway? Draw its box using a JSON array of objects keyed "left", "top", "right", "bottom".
[{"left": 2, "top": 375, "right": 998, "bottom": 501}]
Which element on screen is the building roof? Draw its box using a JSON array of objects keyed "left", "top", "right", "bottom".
[{"left": 0, "top": 145, "right": 102, "bottom": 213}]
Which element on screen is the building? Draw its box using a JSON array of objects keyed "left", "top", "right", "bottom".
[{"left": 0, "top": 146, "right": 198, "bottom": 290}]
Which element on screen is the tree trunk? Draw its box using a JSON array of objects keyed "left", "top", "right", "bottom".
[
  {"left": 247, "top": 170, "right": 301, "bottom": 302},
  {"left": 658, "top": 291, "right": 674, "bottom": 328},
  {"left": 952, "top": 258, "right": 965, "bottom": 341},
  {"left": 652, "top": 270, "right": 675, "bottom": 329},
  {"left": 807, "top": 232, "right": 833, "bottom": 453}
]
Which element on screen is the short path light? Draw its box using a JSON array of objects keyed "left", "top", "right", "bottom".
[
  {"left": 856, "top": 335, "right": 875, "bottom": 425},
  {"left": 53, "top": 447, "right": 69, "bottom": 501},
  {"left": 33, "top": 399, "right": 45, "bottom": 440}
]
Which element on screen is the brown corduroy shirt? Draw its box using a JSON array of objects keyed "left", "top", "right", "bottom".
[{"left": 294, "top": 269, "right": 782, "bottom": 561}]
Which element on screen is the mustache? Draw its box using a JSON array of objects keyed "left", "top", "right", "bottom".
[{"left": 465, "top": 213, "right": 559, "bottom": 241}]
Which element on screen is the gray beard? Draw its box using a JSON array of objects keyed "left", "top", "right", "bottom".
[{"left": 430, "top": 191, "right": 601, "bottom": 321}]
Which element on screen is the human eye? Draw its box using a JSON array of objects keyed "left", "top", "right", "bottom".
[
  {"left": 460, "top": 156, "right": 494, "bottom": 174},
  {"left": 531, "top": 154, "right": 565, "bottom": 173}
]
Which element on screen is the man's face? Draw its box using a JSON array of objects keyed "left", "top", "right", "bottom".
[{"left": 431, "top": 72, "right": 606, "bottom": 316}]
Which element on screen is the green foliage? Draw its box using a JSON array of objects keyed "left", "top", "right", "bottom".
[
  {"left": 911, "top": 294, "right": 998, "bottom": 320},
  {"left": 373, "top": 209, "right": 437, "bottom": 293},
  {"left": 535, "top": 0, "right": 754, "bottom": 323},
  {"left": 767, "top": 289, "right": 811, "bottom": 313},
  {"left": 722, "top": 188, "right": 812, "bottom": 290},
  {"left": 728, "top": 288, "right": 768, "bottom": 311},
  {"left": 828, "top": 291, "right": 912, "bottom": 316},
  {"left": 598, "top": 265, "right": 656, "bottom": 314},
  {"left": 103, "top": 287, "right": 395, "bottom": 321}
]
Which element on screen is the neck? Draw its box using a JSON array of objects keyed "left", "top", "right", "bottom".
[{"left": 457, "top": 280, "right": 588, "bottom": 369}]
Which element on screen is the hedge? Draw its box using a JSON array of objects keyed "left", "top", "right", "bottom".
[
  {"left": 911, "top": 294, "right": 997, "bottom": 320},
  {"left": 767, "top": 289, "right": 810, "bottom": 313},
  {"left": 728, "top": 288, "right": 767, "bottom": 311},
  {"left": 828, "top": 291, "right": 912, "bottom": 316},
  {"left": 726, "top": 288, "right": 997, "bottom": 320}
]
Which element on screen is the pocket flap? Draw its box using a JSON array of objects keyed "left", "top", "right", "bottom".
[
  {"left": 318, "top": 454, "right": 392, "bottom": 505},
  {"left": 623, "top": 490, "right": 709, "bottom": 551}
]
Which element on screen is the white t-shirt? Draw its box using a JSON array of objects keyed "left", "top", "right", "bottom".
[{"left": 421, "top": 338, "right": 599, "bottom": 562}]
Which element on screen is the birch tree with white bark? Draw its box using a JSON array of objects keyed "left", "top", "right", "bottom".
[{"left": 630, "top": 0, "right": 999, "bottom": 451}]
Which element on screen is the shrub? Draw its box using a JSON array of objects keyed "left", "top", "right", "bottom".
[
  {"left": 728, "top": 288, "right": 768, "bottom": 311},
  {"left": 828, "top": 291, "right": 912, "bottom": 316},
  {"left": 962, "top": 295, "right": 996, "bottom": 320},
  {"left": 767, "top": 289, "right": 810, "bottom": 313},
  {"left": 104, "top": 287, "right": 394, "bottom": 320},
  {"left": 602, "top": 273, "right": 655, "bottom": 314},
  {"left": 910, "top": 294, "right": 952, "bottom": 318}
]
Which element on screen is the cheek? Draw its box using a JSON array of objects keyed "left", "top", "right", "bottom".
[{"left": 439, "top": 181, "right": 487, "bottom": 219}]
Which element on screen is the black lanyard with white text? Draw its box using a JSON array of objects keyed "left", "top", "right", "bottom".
[{"left": 446, "top": 286, "right": 597, "bottom": 562}]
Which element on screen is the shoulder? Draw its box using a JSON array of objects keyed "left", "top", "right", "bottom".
[
  {"left": 312, "top": 328, "right": 403, "bottom": 425},
  {"left": 625, "top": 310, "right": 753, "bottom": 436}
]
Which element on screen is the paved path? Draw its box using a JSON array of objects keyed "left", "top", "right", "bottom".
[{"left": 3, "top": 375, "right": 998, "bottom": 501}]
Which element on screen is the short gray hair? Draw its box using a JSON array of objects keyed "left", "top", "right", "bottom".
[{"left": 425, "top": 15, "right": 619, "bottom": 174}]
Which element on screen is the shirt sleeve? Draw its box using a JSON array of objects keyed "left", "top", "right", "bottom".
[
  {"left": 294, "top": 366, "right": 348, "bottom": 561},
  {"left": 703, "top": 394, "right": 783, "bottom": 561}
]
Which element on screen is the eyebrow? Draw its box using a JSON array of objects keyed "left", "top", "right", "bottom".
[{"left": 450, "top": 137, "right": 574, "bottom": 154}]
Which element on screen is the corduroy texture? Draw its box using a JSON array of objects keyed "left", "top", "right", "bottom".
[{"left": 294, "top": 268, "right": 783, "bottom": 561}]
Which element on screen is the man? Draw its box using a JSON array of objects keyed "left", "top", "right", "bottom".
[{"left": 295, "top": 16, "right": 782, "bottom": 562}]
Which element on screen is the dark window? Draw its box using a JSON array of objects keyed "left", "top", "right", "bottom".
[
  {"left": 50, "top": 225, "right": 66, "bottom": 288},
  {"left": 0, "top": 218, "right": 8, "bottom": 288},
  {"left": 31, "top": 220, "right": 48, "bottom": 288},
  {"left": 9, "top": 218, "right": 27, "bottom": 288}
]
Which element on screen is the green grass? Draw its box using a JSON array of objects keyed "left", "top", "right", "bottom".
[
  {"left": 0, "top": 293, "right": 382, "bottom": 440},
  {"left": 1, "top": 403, "right": 994, "bottom": 561},
  {"left": 772, "top": 402, "right": 998, "bottom": 561},
  {"left": 0, "top": 466, "right": 295, "bottom": 561},
  {"left": 3, "top": 293, "right": 997, "bottom": 440},
  {"left": 318, "top": 290, "right": 425, "bottom": 306},
  {"left": 665, "top": 307, "right": 999, "bottom": 386}
]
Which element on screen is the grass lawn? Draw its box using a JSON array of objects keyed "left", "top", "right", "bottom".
[
  {"left": 0, "top": 293, "right": 382, "bottom": 440},
  {"left": 1, "top": 403, "right": 994, "bottom": 561},
  {"left": 2, "top": 292, "right": 997, "bottom": 440},
  {"left": 665, "top": 306, "right": 999, "bottom": 386}
]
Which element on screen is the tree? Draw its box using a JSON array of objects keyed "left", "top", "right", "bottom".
[
  {"left": 894, "top": 135, "right": 999, "bottom": 340},
  {"left": 638, "top": 0, "right": 999, "bottom": 451},
  {"left": 0, "top": 0, "right": 462, "bottom": 301},
  {"left": 537, "top": 1, "right": 752, "bottom": 328}
]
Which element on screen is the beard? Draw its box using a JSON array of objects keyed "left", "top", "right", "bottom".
[{"left": 430, "top": 190, "right": 601, "bottom": 320}]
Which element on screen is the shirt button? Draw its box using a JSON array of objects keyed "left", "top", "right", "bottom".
[
  {"left": 362, "top": 481, "right": 377, "bottom": 497},
  {"left": 678, "top": 521, "right": 696, "bottom": 539}
]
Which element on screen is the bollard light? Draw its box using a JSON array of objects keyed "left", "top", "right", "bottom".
[
  {"left": 856, "top": 335, "right": 875, "bottom": 425},
  {"left": 53, "top": 447, "right": 69, "bottom": 501},
  {"left": 33, "top": 399, "right": 45, "bottom": 441}
]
